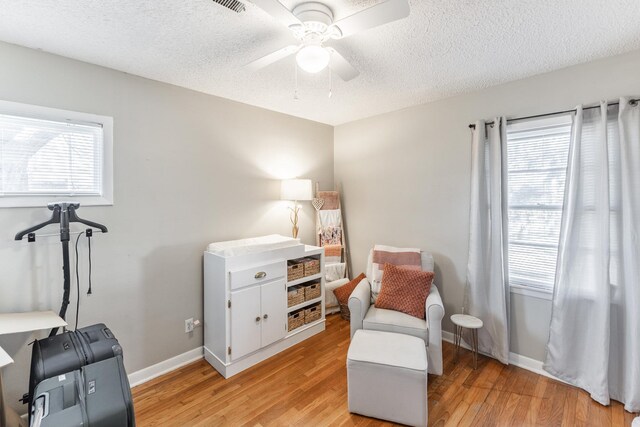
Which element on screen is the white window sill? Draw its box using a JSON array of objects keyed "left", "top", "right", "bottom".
[
  {"left": 0, "top": 195, "right": 113, "bottom": 208},
  {"left": 510, "top": 284, "right": 553, "bottom": 301}
]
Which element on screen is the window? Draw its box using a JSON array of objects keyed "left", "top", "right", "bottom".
[
  {"left": 0, "top": 100, "right": 112, "bottom": 207},
  {"left": 506, "top": 114, "right": 572, "bottom": 297}
]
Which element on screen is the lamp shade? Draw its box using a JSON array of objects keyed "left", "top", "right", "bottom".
[{"left": 281, "top": 179, "right": 313, "bottom": 201}]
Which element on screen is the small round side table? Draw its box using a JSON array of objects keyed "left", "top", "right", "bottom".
[{"left": 451, "top": 314, "right": 483, "bottom": 369}]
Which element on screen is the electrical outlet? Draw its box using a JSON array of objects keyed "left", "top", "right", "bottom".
[{"left": 185, "top": 318, "right": 194, "bottom": 333}]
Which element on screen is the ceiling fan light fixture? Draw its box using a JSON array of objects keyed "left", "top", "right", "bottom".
[{"left": 296, "top": 45, "right": 330, "bottom": 73}]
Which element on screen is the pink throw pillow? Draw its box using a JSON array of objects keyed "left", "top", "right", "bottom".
[{"left": 374, "top": 263, "right": 434, "bottom": 319}]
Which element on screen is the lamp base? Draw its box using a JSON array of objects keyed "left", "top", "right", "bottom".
[{"left": 289, "top": 202, "right": 301, "bottom": 239}]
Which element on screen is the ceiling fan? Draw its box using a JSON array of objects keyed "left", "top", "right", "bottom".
[{"left": 247, "top": 0, "right": 410, "bottom": 81}]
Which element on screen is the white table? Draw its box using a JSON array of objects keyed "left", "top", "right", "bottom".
[
  {"left": 0, "top": 311, "right": 67, "bottom": 427},
  {"left": 451, "top": 314, "right": 483, "bottom": 369},
  {"left": 0, "top": 346, "right": 14, "bottom": 427}
]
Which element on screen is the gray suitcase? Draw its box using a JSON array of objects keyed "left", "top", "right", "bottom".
[
  {"left": 28, "top": 323, "right": 123, "bottom": 417},
  {"left": 30, "top": 355, "right": 135, "bottom": 427}
]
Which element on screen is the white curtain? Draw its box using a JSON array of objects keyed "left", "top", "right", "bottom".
[
  {"left": 466, "top": 118, "right": 510, "bottom": 364},
  {"left": 544, "top": 98, "right": 640, "bottom": 412}
]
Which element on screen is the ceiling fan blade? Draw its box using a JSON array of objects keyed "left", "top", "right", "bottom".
[
  {"left": 327, "top": 48, "right": 359, "bottom": 81},
  {"left": 330, "top": 0, "right": 410, "bottom": 39},
  {"left": 251, "top": 0, "right": 302, "bottom": 28},
  {"left": 246, "top": 45, "right": 300, "bottom": 70}
]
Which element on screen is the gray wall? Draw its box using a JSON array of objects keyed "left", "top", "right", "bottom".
[
  {"left": 334, "top": 49, "right": 640, "bottom": 362},
  {"left": 0, "top": 41, "right": 333, "bottom": 413},
  {"left": 3, "top": 38, "right": 640, "bottom": 415}
]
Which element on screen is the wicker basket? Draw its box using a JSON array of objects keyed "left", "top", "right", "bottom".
[
  {"left": 304, "top": 304, "right": 321, "bottom": 324},
  {"left": 303, "top": 257, "right": 320, "bottom": 277},
  {"left": 339, "top": 302, "right": 350, "bottom": 321},
  {"left": 287, "top": 286, "right": 304, "bottom": 307},
  {"left": 287, "top": 260, "right": 304, "bottom": 282},
  {"left": 304, "top": 282, "right": 321, "bottom": 301},
  {"left": 288, "top": 310, "right": 304, "bottom": 332}
]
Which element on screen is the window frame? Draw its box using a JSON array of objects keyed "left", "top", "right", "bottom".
[
  {"left": 0, "top": 100, "right": 113, "bottom": 208},
  {"left": 506, "top": 113, "right": 573, "bottom": 301}
]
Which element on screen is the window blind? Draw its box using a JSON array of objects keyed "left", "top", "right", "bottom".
[
  {"left": 507, "top": 117, "right": 572, "bottom": 292},
  {"left": 0, "top": 113, "right": 103, "bottom": 196}
]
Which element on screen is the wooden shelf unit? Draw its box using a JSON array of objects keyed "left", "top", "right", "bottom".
[{"left": 204, "top": 239, "right": 325, "bottom": 379}]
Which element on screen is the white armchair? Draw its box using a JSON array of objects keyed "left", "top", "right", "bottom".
[{"left": 348, "top": 250, "right": 445, "bottom": 375}]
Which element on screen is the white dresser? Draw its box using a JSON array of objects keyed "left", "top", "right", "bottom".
[{"left": 204, "top": 235, "right": 325, "bottom": 378}]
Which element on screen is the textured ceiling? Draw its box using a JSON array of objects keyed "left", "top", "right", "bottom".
[{"left": 0, "top": 0, "right": 639, "bottom": 125}]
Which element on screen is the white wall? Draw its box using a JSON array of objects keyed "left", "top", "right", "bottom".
[
  {"left": 0, "top": 41, "right": 333, "bottom": 413},
  {"left": 334, "top": 49, "right": 640, "bottom": 362}
]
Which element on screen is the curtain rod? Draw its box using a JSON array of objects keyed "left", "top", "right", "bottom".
[{"left": 468, "top": 98, "right": 639, "bottom": 129}]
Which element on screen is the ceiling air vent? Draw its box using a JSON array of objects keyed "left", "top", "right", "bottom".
[{"left": 212, "top": 0, "right": 246, "bottom": 13}]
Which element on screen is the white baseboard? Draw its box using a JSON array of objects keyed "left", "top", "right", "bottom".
[
  {"left": 128, "top": 346, "right": 203, "bottom": 387},
  {"left": 127, "top": 334, "right": 564, "bottom": 390},
  {"left": 441, "top": 331, "right": 566, "bottom": 384}
]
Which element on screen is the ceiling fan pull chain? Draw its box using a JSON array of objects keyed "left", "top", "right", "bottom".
[
  {"left": 294, "top": 61, "right": 299, "bottom": 100},
  {"left": 328, "top": 64, "right": 333, "bottom": 99}
]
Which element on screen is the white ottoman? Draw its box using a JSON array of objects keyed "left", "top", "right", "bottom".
[{"left": 347, "top": 330, "right": 428, "bottom": 427}]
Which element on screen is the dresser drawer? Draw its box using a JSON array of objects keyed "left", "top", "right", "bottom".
[{"left": 229, "top": 261, "right": 285, "bottom": 290}]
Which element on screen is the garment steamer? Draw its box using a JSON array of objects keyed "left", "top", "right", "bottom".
[{"left": 14, "top": 202, "right": 108, "bottom": 336}]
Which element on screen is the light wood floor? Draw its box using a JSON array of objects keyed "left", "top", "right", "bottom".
[{"left": 132, "top": 315, "right": 637, "bottom": 426}]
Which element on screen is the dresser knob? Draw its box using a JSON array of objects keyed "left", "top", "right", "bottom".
[
  {"left": 254, "top": 271, "right": 267, "bottom": 279},
  {"left": 263, "top": 314, "right": 268, "bottom": 320},
  {"left": 255, "top": 316, "right": 261, "bottom": 322}
]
